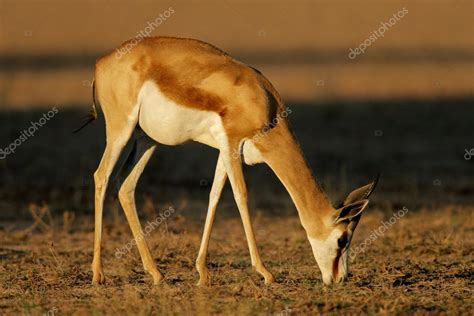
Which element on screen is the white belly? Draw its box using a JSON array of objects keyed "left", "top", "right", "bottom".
[{"left": 138, "top": 81, "right": 222, "bottom": 148}]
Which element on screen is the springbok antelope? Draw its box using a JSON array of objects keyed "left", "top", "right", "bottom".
[{"left": 79, "top": 36, "right": 378, "bottom": 286}]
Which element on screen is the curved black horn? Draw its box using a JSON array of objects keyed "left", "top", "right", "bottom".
[
  {"left": 362, "top": 172, "right": 380, "bottom": 199},
  {"left": 338, "top": 173, "right": 380, "bottom": 207}
]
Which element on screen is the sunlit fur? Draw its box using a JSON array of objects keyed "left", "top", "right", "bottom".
[{"left": 88, "top": 36, "right": 374, "bottom": 286}]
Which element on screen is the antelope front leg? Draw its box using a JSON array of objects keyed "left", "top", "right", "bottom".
[
  {"left": 196, "top": 154, "right": 227, "bottom": 286},
  {"left": 220, "top": 143, "right": 275, "bottom": 285}
]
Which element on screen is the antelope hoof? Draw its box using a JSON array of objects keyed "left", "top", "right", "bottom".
[
  {"left": 256, "top": 266, "right": 275, "bottom": 284},
  {"left": 197, "top": 269, "right": 211, "bottom": 286},
  {"left": 92, "top": 269, "right": 105, "bottom": 285},
  {"left": 148, "top": 269, "right": 164, "bottom": 285},
  {"left": 264, "top": 273, "right": 275, "bottom": 284}
]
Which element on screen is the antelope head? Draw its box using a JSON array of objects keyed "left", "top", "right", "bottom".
[{"left": 307, "top": 175, "right": 379, "bottom": 285}]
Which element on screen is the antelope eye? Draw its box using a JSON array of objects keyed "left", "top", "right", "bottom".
[{"left": 337, "top": 235, "right": 348, "bottom": 248}]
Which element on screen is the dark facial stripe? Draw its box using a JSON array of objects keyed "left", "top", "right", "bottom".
[
  {"left": 333, "top": 247, "right": 342, "bottom": 277},
  {"left": 333, "top": 231, "right": 348, "bottom": 277}
]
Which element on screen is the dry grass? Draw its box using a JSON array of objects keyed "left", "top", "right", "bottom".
[{"left": 0, "top": 203, "right": 472, "bottom": 315}]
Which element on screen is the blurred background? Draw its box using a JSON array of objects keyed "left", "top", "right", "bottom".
[
  {"left": 0, "top": 0, "right": 473, "bottom": 224},
  {"left": 1, "top": 0, "right": 473, "bottom": 106}
]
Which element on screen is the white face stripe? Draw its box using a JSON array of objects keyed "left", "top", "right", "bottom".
[{"left": 308, "top": 229, "right": 344, "bottom": 285}]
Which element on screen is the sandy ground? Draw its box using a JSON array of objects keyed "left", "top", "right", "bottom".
[{"left": 0, "top": 205, "right": 472, "bottom": 315}]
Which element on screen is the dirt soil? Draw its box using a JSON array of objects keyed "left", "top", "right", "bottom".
[{"left": 1, "top": 205, "right": 472, "bottom": 315}]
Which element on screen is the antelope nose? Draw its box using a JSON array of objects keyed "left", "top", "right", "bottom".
[{"left": 322, "top": 275, "right": 333, "bottom": 285}]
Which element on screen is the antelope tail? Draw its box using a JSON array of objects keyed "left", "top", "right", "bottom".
[{"left": 73, "top": 78, "right": 98, "bottom": 133}]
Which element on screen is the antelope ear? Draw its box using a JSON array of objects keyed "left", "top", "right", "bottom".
[
  {"left": 334, "top": 199, "right": 369, "bottom": 224},
  {"left": 342, "top": 174, "right": 380, "bottom": 206}
]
